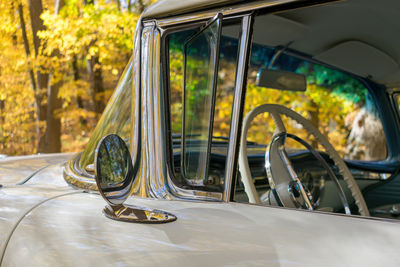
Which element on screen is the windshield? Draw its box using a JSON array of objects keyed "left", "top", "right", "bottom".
[{"left": 79, "top": 58, "right": 133, "bottom": 171}]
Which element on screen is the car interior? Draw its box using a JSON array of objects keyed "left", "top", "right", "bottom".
[{"left": 168, "top": 0, "right": 400, "bottom": 219}]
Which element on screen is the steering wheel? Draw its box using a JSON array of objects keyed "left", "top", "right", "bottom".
[{"left": 238, "top": 104, "right": 369, "bottom": 216}]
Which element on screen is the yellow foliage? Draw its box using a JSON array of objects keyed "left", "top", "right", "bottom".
[
  {"left": 0, "top": 0, "right": 142, "bottom": 155},
  {"left": 239, "top": 82, "right": 354, "bottom": 156}
]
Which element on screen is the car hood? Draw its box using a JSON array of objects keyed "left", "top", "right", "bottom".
[
  {"left": 0, "top": 157, "right": 79, "bottom": 262},
  {"left": 0, "top": 153, "right": 74, "bottom": 185},
  {"left": 1, "top": 189, "right": 400, "bottom": 266}
]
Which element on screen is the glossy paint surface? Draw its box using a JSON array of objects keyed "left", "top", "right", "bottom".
[
  {"left": 0, "top": 159, "right": 78, "bottom": 262},
  {"left": 0, "top": 153, "right": 74, "bottom": 185},
  {"left": 2, "top": 188, "right": 400, "bottom": 266},
  {"left": 0, "top": 185, "right": 76, "bottom": 259}
]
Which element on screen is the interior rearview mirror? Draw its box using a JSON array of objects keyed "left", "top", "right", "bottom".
[
  {"left": 95, "top": 134, "right": 176, "bottom": 223},
  {"left": 256, "top": 69, "right": 307, "bottom": 92}
]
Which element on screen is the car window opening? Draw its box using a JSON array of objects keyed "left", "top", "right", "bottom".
[{"left": 168, "top": 17, "right": 242, "bottom": 193}]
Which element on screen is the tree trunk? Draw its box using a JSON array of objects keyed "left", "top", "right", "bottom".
[
  {"left": 10, "top": 2, "right": 18, "bottom": 46},
  {"left": 72, "top": 54, "right": 83, "bottom": 109},
  {"left": 28, "top": 0, "right": 48, "bottom": 152},
  {"left": 43, "top": 74, "right": 62, "bottom": 152},
  {"left": 116, "top": 0, "right": 121, "bottom": 11},
  {"left": 0, "top": 100, "right": 4, "bottom": 126},
  {"left": 18, "top": 3, "right": 37, "bottom": 93},
  {"left": 83, "top": 0, "right": 105, "bottom": 116},
  {"left": 42, "top": 0, "right": 65, "bottom": 153},
  {"left": 87, "top": 55, "right": 105, "bottom": 115},
  {"left": 72, "top": 55, "right": 87, "bottom": 125},
  {"left": 308, "top": 100, "right": 319, "bottom": 149},
  {"left": 18, "top": 3, "right": 41, "bottom": 151},
  {"left": 84, "top": 0, "right": 93, "bottom": 5},
  {"left": 137, "top": 0, "right": 145, "bottom": 13},
  {"left": 127, "top": 0, "right": 131, "bottom": 12}
]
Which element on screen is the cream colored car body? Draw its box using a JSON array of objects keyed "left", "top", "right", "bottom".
[
  {"left": 2, "top": 0, "right": 400, "bottom": 266},
  {"left": 1, "top": 156, "right": 400, "bottom": 266}
]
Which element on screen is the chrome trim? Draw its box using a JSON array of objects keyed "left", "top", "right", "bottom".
[
  {"left": 223, "top": 15, "right": 254, "bottom": 202},
  {"left": 136, "top": 23, "right": 223, "bottom": 201},
  {"left": 132, "top": 24, "right": 154, "bottom": 198},
  {"left": 102, "top": 204, "right": 177, "bottom": 224},
  {"left": 130, "top": 18, "right": 142, "bottom": 178},
  {"left": 84, "top": 163, "right": 95, "bottom": 173},
  {"left": 269, "top": 133, "right": 314, "bottom": 210},
  {"left": 147, "top": 26, "right": 170, "bottom": 199},
  {"left": 17, "top": 165, "right": 51, "bottom": 185},
  {"left": 63, "top": 153, "right": 97, "bottom": 191}
]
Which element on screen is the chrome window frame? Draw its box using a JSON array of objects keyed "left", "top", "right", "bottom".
[
  {"left": 155, "top": 0, "right": 328, "bottom": 202},
  {"left": 159, "top": 17, "right": 227, "bottom": 201}
]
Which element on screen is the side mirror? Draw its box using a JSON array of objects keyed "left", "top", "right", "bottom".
[
  {"left": 95, "top": 134, "right": 176, "bottom": 223},
  {"left": 256, "top": 69, "right": 307, "bottom": 92}
]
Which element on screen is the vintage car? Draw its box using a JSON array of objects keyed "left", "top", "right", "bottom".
[{"left": 1, "top": 0, "right": 400, "bottom": 265}]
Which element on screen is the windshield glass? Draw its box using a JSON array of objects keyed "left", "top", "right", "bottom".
[{"left": 79, "top": 58, "right": 133, "bottom": 171}]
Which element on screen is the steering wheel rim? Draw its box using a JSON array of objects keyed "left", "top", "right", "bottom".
[{"left": 238, "top": 104, "right": 369, "bottom": 216}]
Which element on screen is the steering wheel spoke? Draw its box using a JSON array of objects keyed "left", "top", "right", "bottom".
[{"left": 267, "top": 132, "right": 314, "bottom": 210}]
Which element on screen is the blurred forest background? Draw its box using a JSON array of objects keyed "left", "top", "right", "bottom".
[{"left": 0, "top": 0, "right": 153, "bottom": 155}]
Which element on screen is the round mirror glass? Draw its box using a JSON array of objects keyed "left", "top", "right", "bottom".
[{"left": 95, "top": 134, "right": 134, "bottom": 206}]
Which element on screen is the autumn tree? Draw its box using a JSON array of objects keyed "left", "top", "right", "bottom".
[
  {"left": 28, "top": 0, "right": 50, "bottom": 151},
  {"left": 0, "top": 1, "right": 37, "bottom": 154},
  {"left": 0, "top": 0, "right": 153, "bottom": 155}
]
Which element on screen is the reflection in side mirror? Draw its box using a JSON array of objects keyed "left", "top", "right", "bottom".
[
  {"left": 256, "top": 69, "right": 307, "bottom": 92},
  {"left": 95, "top": 134, "right": 176, "bottom": 223},
  {"left": 95, "top": 134, "right": 134, "bottom": 206}
]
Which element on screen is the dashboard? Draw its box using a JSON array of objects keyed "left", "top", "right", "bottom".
[{"left": 172, "top": 145, "right": 399, "bottom": 218}]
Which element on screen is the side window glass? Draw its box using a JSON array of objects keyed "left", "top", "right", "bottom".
[
  {"left": 241, "top": 14, "right": 387, "bottom": 163},
  {"left": 234, "top": 11, "right": 389, "bottom": 211},
  {"left": 244, "top": 52, "right": 387, "bottom": 162},
  {"left": 168, "top": 18, "right": 241, "bottom": 192},
  {"left": 182, "top": 15, "right": 222, "bottom": 183}
]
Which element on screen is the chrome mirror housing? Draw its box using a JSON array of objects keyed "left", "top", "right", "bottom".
[{"left": 95, "top": 134, "right": 177, "bottom": 223}]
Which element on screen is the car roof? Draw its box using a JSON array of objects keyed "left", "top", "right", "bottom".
[{"left": 142, "top": 0, "right": 245, "bottom": 19}]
